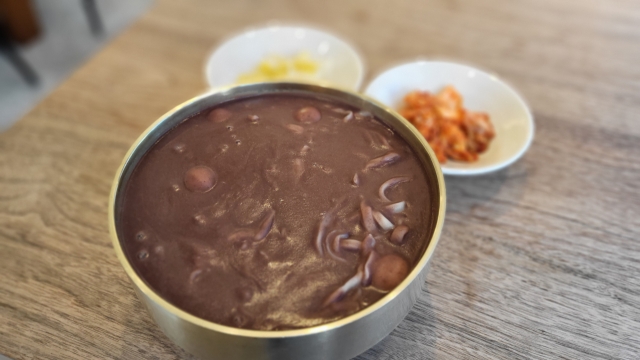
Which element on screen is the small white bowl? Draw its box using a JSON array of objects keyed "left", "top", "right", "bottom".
[
  {"left": 365, "top": 61, "right": 534, "bottom": 176},
  {"left": 205, "top": 25, "right": 364, "bottom": 91}
]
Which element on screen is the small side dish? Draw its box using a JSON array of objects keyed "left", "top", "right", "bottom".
[
  {"left": 205, "top": 25, "right": 364, "bottom": 90},
  {"left": 399, "top": 86, "right": 495, "bottom": 164},
  {"left": 365, "top": 60, "right": 534, "bottom": 175}
]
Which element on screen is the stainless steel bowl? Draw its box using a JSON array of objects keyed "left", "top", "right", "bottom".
[{"left": 109, "top": 82, "right": 446, "bottom": 360}]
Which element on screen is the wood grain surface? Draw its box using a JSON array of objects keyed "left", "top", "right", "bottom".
[{"left": 1, "top": 0, "right": 639, "bottom": 359}]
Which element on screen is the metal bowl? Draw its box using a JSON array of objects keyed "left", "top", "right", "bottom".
[{"left": 109, "top": 82, "right": 446, "bottom": 360}]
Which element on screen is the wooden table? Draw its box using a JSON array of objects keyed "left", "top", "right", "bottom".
[{"left": 1, "top": 0, "right": 639, "bottom": 359}]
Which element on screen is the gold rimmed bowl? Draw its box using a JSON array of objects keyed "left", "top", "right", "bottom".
[{"left": 109, "top": 82, "right": 446, "bottom": 360}]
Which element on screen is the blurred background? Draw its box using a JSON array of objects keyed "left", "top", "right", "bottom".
[{"left": 0, "top": 0, "right": 152, "bottom": 131}]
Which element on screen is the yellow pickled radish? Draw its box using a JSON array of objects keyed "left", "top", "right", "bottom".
[
  {"left": 257, "top": 56, "right": 288, "bottom": 78},
  {"left": 293, "top": 52, "right": 319, "bottom": 73},
  {"left": 236, "top": 52, "right": 320, "bottom": 84}
]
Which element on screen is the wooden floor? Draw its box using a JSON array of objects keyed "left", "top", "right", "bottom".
[{"left": 0, "top": 0, "right": 639, "bottom": 359}]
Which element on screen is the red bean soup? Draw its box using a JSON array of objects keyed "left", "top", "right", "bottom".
[{"left": 119, "top": 94, "right": 436, "bottom": 330}]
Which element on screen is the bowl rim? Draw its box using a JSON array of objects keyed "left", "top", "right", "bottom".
[
  {"left": 365, "top": 59, "right": 535, "bottom": 176},
  {"left": 203, "top": 23, "right": 366, "bottom": 91},
  {"left": 108, "top": 82, "right": 446, "bottom": 339}
]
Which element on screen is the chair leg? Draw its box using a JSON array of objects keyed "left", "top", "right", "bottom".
[
  {"left": 81, "top": 0, "right": 104, "bottom": 36},
  {"left": 0, "top": 45, "right": 39, "bottom": 86}
]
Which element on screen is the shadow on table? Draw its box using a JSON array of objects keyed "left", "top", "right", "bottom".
[
  {"left": 353, "top": 289, "right": 436, "bottom": 360},
  {"left": 444, "top": 162, "right": 530, "bottom": 219},
  {"left": 115, "top": 298, "right": 198, "bottom": 360}
]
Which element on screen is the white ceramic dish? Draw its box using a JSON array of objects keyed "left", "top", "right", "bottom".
[
  {"left": 365, "top": 61, "right": 534, "bottom": 176},
  {"left": 205, "top": 25, "right": 364, "bottom": 91}
]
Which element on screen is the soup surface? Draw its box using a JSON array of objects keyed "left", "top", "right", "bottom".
[{"left": 120, "top": 94, "right": 434, "bottom": 330}]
